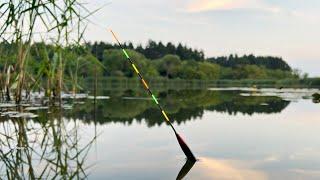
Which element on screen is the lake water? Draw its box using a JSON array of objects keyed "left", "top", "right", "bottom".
[{"left": 0, "top": 88, "right": 319, "bottom": 179}]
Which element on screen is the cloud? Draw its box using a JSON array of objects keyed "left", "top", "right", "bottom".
[
  {"left": 185, "top": 0, "right": 281, "bottom": 13},
  {"left": 192, "top": 157, "right": 268, "bottom": 180},
  {"left": 186, "top": 0, "right": 244, "bottom": 12}
]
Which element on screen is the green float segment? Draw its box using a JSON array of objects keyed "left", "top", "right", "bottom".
[
  {"left": 122, "top": 49, "right": 129, "bottom": 59},
  {"left": 152, "top": 94, "right": 159, "bottom": 104}
]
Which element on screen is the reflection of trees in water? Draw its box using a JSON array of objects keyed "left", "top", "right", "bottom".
[
  {"left": 0, "top": 90, "right": 290, "bottom": 177},
  {"left": 0, "top": 108, "right": 96, "bottom": 179},
  {"left": 204, "top": 91, "right": 290, "bottom": 115},
  {"left": 59, "top": 90, "right": 290, "bottom": 127},
  {"left": 135, "top": 107, "right": 204, "bottom": 127},
  {"left": 207, "top": 99, "right": 289, "bottom": 115}
]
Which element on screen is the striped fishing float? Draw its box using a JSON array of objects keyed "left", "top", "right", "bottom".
[{"left": 110, "top": 30, "right": 196, "bottom": 161}]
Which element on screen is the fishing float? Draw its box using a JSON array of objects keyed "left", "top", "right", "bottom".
[{"left": 110, "top": 30, "right": 197, "bottom": 161}]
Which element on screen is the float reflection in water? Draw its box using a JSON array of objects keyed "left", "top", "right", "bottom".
[{"left": 176, "top": 159, "right": 196, "bottom": 180}]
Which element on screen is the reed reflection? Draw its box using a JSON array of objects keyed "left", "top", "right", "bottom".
[{"left": 0, "top": 106, "right": 96, "bottom": 179}]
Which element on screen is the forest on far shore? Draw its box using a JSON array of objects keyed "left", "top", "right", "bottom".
[
  {"left": 0, "top": 40, "right": 308, "bottom": 82},
  {"left": 85, "top": 40, "right": 302, "bottom": 80}
]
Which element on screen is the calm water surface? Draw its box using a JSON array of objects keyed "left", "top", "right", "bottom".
[{"left": 0, "top": 88, "right": 319, "bottom": 179}]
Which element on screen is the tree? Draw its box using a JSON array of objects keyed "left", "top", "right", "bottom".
[
  {"left": 207, "top": 54, "right": 292, "bottom": 71},
  {"left": 166, "top": 42, "right": 176, "bottom": 54},
  {"left": 292, "top": 68, "right": 301, "bottom": 79},
  {"left": 177, "top": 61, "right": 203, "bottom": 79},
  {"left": 197, "top": 62, "right": 220, "bottom": 79},
  {"left": 243, "top": 65, "right": 267, "bottom": 79},
  {"left": 102, "top": 49, "right": 158, "bottom": 77},
  {"left": 156, "top": 55, "right": 182, "bottom": 78}
]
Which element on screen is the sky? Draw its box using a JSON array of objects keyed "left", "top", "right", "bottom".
[{"left": 84, "top": 0, "right": 320, "bottom": 77}]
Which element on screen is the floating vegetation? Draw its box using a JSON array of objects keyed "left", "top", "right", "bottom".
[
  {"left": 61, "top": 93, "right": 89, "bottom": 99},
  {"left": 0, "top": 103, "right": 16, "bottom": 108},
  {"left": 24, "top": 106, "right": 49, "bottom": 111},
  {"left": 73, "top": 101, "right": 86, "bottom": 104},
  {"left": 0, "top": 92, "right": 92, "bottom": 118},
  {"left": 88, "top": 96, "right": 110, "bottom": 100},
  {"left": 1, "top": 111, "right": 19, "bottom": 117},
  {"left": 224, "top": 88, "right": 320, "bottom": 102},
  {"left": 209, "top": 87, "right": 258, "bottom": 91},
  {"left": 122, "top": 97, "right": 154, "bottom": 100},
  {"left": 8, "top": 112, "right": 38, "bottom": 118},
  {"left": 62, "top": 105, "right": 73, "bottom": 110},
  {"left": 0, "top": 111, "right": 38, "bottom": 118},
  {"left": 239, "top": 93, "right": 252, "bottom": 97},
  {"left": 313, "top": 93, "right": 320, "bottom": 103}
]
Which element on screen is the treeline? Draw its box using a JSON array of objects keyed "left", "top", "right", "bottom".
[
  {"left": 207, "top": 54, "right": 291, "bottom": 71},
  {"left": 86, "top": 40, "right": 205, "bottom": 61},
  {"left": 86, "top": 40, "right": 291, "bottom": 72},
  {"left": 100, "top": 49, "right": 296, "bottom": 80},
  {"left": 0, "top": 41, "right": 299, "bottom": 82},
  {"left": 82, "top": 40, "right": 298, "bottom": 80}
]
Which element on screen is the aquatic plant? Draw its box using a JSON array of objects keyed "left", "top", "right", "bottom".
[
  {"left": 0, "top": 113, "right": 96, "bottom": 179},
  {"left": 0, "top": 0, "right": 94, "bottom": 103},
  {"left": 312, "top": 93, "right": 320, "bottom": 103}
]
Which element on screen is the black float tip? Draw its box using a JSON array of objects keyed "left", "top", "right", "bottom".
[{"left": 175, "top": 133, "right": 197, "bottom": 162}]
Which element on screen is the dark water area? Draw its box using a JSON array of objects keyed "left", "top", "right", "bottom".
[{"left": 0, "top": 88, "right": 319, "bottom": 179}]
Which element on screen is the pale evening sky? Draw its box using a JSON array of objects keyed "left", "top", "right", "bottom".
[{"left": 84, "top": 0, "right": 320, "bottom": 77}]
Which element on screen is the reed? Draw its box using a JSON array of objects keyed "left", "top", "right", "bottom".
[{"left": 0, "top": 0, "right": 94, "bottom": 103}]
